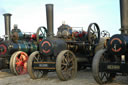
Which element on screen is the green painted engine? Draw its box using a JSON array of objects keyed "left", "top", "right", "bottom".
[{"left": 0, "top": 13, "right": 47, "bottom": 75}]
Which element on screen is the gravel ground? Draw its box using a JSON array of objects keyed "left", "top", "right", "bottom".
[{"left": 0, "top": 69, "right": 128, "bottom": 85}]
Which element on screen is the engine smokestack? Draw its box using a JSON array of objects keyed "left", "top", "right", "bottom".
[
  {"left": 46, "top": 4, "right": 54, "bottom": 37},
  {"left": 3, "top": 13, "right": 12, "bottom": 40},
  {"left": 120, "top": 0, "right": 128, "bottom": 34}
]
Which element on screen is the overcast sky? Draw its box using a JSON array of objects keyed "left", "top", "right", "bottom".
[{"left": 0, "top": 0, "right": 120, "bottom": 37}]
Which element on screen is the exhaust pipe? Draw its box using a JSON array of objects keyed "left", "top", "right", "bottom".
[
  {"left": 3, "top": 13, "right": 12, "bottom": 40},
  {"left": 120, "top": 0, "right": 128, "bottom": 34},
  {"left": 46, "top": 4, "right": 54, "bottom": 37}
]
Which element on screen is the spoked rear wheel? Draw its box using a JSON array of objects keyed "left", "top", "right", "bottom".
[
  {"left": 10, "top": 51, "right": 28, "bottom": 75},
  {"left": 56, "top": 50, "right": 77, "bottom": 81},
  {"left": 92, "top": 49, "right": 116, "bottom": 84},
  {"left": 27, "top": 51, "right": 48, "bottom": 79}
]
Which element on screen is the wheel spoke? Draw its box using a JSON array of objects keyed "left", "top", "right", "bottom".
[
  {"left": 94, "top": 26, "right": 97, "bottom": 32},
  {"left": 19, "top": 55, "right": 23, "bottom": 60},
  {"left": 61, "top": 63, "right": 67, "bottom": 66},
  {"left": 67, "top": 56, "right": 70, "bottom": 63},
  {"left": 16, "top": 57, "right": 20, "bottom": 62},
  {"left": 69, "top": 57, "right": 73, "bottom": 63},
  {"left": 66, "top": 52, "right": 70, "bottom": 62},
  {"left": 64, "top": 57, "right": 68, "bottom": 63},
  {"left": 66, "top": 70, "right": 71, "bottom": 78},
  {"left": 62, "top": 56, "right": 66, "bottom": 63},
  {"left": 61, "top": 65, "right": 65, "bottom": 70},
  {"left": 34, "top": 56, "right": 39, "bottom": 62},
  {"left": 37, "top": 70, "right": 40, "bottom": 78},
  {"left": 90, "top": 28, "right": 95, "bottom": 33},
  {"left": 100, "top": 72, "right": 104, "bottom": 80},
  {"left": 16, "top": 65, "right": 23, "bottom": 74}
]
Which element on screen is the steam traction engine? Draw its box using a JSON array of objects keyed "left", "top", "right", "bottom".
[
  {"left": 27, "top": 4, "right": 100, "bottom": 81},
  {"left": 92, "top": 0, "right": 128, "bottom": 84},
  {"left": 0, "top": 14, "right": 47, "bottom": 75}
]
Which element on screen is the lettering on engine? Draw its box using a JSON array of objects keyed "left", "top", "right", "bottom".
[{"left": 107, "top": 65, "right": 120, "bottom": 70}]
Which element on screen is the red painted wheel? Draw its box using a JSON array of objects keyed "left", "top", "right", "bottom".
[{"left": 11, "top": 51, "right": 28, "bottom": 75}]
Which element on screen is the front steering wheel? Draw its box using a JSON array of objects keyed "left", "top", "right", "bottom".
[{"left": 87, "top": 23, "right": 100, "bottom": 45}]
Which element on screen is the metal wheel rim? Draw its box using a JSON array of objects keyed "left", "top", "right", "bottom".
[
  {"left": 13, "top": 51, "right": 28, "bottom": 75},
  {"left": 98, "top": 55, "right": 112, "bottom": 83},
  {"left": 10, "top": 52, "right": 17, "bottom": 73},
  {"left": 61, "top": 51, "right": 75, "bottom": 79},
  {"left": 56, "top": 50, "right": 77, "bottom": 81},
  {"left": 93, "top": 49, "right": 115, "bottom": 84},
  {"left": 32, "top": 52, "right": 43, "bottom": 78},
  {"left": 27, "top": 51, "right": 48, "bottom": 79}
]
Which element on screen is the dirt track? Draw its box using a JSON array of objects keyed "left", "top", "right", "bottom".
[{"left": 0, "top": 69, "right": 128, "bottom": 85}]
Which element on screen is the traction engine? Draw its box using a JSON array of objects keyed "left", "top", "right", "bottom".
[
  {"left": 0, "top": 14, "right": 47, "bottom": 75},
  {"left": 92, "top": 0, "right": 128, "bottom": 84},
  {"left": 27, "top": 4, "right": 100, "bottom": 81}
]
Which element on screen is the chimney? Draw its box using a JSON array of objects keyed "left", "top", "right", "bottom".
[
  {"left": 46, "top": 4, "right": 54, "bottom": 37},
  {"left": 120, "top": 0, "right": 128, "bottom": 34},
  {"left": 3, "top": 13, "right": 12, "bottom": 40}
]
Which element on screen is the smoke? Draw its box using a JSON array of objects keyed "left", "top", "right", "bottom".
[{"left": 0, "top": 8, "right": 6, "bottom": 14}]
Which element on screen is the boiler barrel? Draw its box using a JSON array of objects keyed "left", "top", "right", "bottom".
[
  {"left": 9, "top": 42, "right": 37, "bottom": 53},
  {"left": 0, "top": 41, "right": 37, "bottom": 57},
  {"left": 108, "top": 34, "right": 128, "bottom": 56}
]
